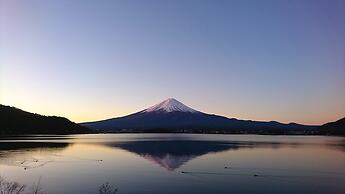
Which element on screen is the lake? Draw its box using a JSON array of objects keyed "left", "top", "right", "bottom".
[{"left": 0, "top": 134, "right": 344, "bottom": 194}]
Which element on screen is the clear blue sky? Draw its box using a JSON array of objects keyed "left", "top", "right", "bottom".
[{"left": 1, "top": 0, "right": 344, "bottom": 124}]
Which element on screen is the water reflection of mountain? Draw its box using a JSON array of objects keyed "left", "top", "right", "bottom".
[
  {"left": 109, "top": 140, "right": 244, "bottom": 171},
  {"left": 107, "top": 139, "right": 345, "bottom": 171}
]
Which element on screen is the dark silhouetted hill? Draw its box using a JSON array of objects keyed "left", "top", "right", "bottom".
[
  {"left": 0, "top": 104, "right": 92, "bottom": 135},
  {"left": 318, "top": 117, "right": 345, "bottom": 136}
]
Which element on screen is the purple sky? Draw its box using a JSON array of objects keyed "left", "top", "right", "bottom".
[{"left": 1, "top": 0, "right": 344, "bottom": 124}]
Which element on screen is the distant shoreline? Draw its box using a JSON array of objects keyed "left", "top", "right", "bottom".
[{"left": 0, "top": 132, "right": 343, "bottom": 137}]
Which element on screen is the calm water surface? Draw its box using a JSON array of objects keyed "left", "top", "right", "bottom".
[{"left": 0, "top": 134, "right": 344, "bottom": 194}]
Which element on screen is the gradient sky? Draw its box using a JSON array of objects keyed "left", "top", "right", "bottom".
[{"left": 1, "top": 0, "right": 344, "bottom": 125}]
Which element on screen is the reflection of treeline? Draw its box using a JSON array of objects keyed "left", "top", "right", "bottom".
[
  {"left": 0, "top": 142, "right": 69, "bottom": 151},
  {"left": 0, "top": 105, "right": 92, "bottom": 135}
]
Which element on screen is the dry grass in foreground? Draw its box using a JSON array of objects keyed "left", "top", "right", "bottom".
[{"left": 0, "top": 176, "right": 118, "bottom": 194}]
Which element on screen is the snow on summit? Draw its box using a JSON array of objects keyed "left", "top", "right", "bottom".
[{"left": 143, "top": 98, "right": 199, "bottom": 113}]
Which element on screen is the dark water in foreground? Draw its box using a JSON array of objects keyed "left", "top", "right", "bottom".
[{"left": 0, "top": 134, "right": 344, "bottom": 194}]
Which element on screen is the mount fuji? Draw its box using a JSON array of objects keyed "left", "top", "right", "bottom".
[
  {"left": 81, "top": 98, "right": 315, "bottom": 134},
  {"left": 142, "top": 98, "right": 198, "bottom": 113}
]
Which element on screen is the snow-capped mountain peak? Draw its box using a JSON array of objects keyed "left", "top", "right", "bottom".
[{"left": 143, "top": 98, "right": 199, "bottom": 113}]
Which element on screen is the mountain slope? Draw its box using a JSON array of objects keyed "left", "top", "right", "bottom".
[
  {"left": 0, "top": 105, "right": 92, "bottom": 135},
  {"left": 82, "top": 98, "right": 315, "bottom": 134},
  {"left": 318, "top": 117, "right": 345, "bottom": 135}
]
